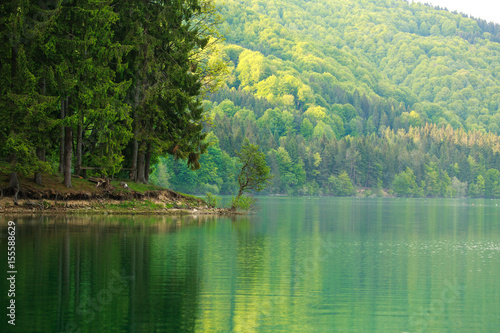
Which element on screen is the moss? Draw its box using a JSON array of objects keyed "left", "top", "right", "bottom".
[{"left": 110, "top": 180, "right": 164, "bottom": 194}]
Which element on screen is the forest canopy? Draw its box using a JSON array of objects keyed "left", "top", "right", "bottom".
[
  {"left": 0, "top": 0, "right": 224, "bottom": 190},
  {"left": 2, "top": 0, "right": 500, "bottom": 199},
  {"left": 157, "top": 0, "right": 500, "bottom": 198}
]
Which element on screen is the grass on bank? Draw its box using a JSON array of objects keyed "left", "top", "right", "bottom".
[
  {"left": 0, "top": 167, "right": 206, "bottom": 207},
  {"left": 0, "top": 165, "right": 163, "bottom": 194}
]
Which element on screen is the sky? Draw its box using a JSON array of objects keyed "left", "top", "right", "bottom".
[{"left": 412, "top": 0, "right": 500, "bottom": 24}]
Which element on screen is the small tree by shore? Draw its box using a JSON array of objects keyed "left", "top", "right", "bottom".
[{"left": 231, "top": 140, "right": 272, "bottom": 211}]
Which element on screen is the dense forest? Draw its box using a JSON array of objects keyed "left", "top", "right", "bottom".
[
  {"left": 2, "top": 0, "right": 500, "bottom": 199},
  {"left": 0, "top": 0, "right": 223, "bottom": 190},
  {"left": 158, "top": 0, "right": 500, "bottom": 198}
]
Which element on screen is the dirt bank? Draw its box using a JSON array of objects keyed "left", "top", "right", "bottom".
[{"left": 0, "top": 173, "right": 234, "bottom": 215}]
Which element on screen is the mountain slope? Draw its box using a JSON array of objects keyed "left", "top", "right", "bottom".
[
  {"left": 157, "top": 0, "right": 500, "bottom": 197},
  {"left": 215, "top": 0, "right": 500, "bottom": 131}
]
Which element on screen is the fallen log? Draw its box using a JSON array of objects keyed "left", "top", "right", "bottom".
[
  {"left": 24, "top": 201, "right": 44, "bottom": 210},
  {"left": 88, "top": 177, "right": 103, "bottom": 183},
  {"left": 88, "top": 177, "right": 113, "bottom": 190}
]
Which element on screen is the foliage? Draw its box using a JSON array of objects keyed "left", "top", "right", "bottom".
[
  {"left": 451, "top": 177, "right": 468, "bottom": 198},
  {"left": 393, "top": 167, "right": 422, "bottom": 197},
  {"left": 235, "top": 140, "right": 272, "bottom": 196},
  {"left": 469, "top": 175, "right": 486, "bottom": 198},
  {"left": 161, "top": 123, "right": 500, "bottom": 198},
  {"left": 0, "top": 0, "right": 59, "bottom": 187},
  {"left": 0, "top": 0, "right": 224, "bottom": 188},
  {"left": 211, "top": 0, "right": 500, "bottom": 137},
  {"left": 115, "top": 0, "right": 226, "bottom": 183},
  {"left": 168, "top": 0, "right": 500, "bottom": 199},
  {"left": 230, "top": 194, "right": 255, "bottom": 211},
  {"left": 4, "top": 0, "right": 500, "bottom": 201},
  {"left": 205, "top": 192, "right": 219, "bottom": 208},
  {"left": 328, "top": 171, "right": 355, "bottom": 196},
  {"left": 150, "top": 135, "right": 239, "bottom": 195},
  {"left": 228, "top": 140, "right": 271, "bottom": 210}
]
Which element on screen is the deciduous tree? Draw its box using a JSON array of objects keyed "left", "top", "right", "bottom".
[{"left": 232, "top": 140, "right": 272, "bottom": 210}]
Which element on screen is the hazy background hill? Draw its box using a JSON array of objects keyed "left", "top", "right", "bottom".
[{"left": 154, "top": 0, "right": 500, "bottom": 197}]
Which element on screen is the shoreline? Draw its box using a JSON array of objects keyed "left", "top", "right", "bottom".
[{"left": 0, "top": 197, "right": 236, "bottom": 216}]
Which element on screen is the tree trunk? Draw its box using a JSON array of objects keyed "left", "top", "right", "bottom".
[
  {"left": 34, "top": 147, "right": 45, "bottom": 185},
  {"left": 131, "top": 78, "right": 141, "bottom": 182},
  {"left": 131, "top": 138, "right": 138, "bottom": 181},
  {"left": 9, "top": 172, "right": 19, "bottom": 191},
  {"left": 9, "top": 154, "right": 20, "bottom": 204},
  {"left": 136, "top": 144, "right": 146, "bottom": 184},
  {"left": 8, "top": 152, "right": 19, "bottom": 189},
  {"left": 131, "top": 107, "right": 139, "bottom": 181},
  {"left": 59, "top": 98, "right": 66, "bottom": 174},
  {"left": 75, "top": 121, "right": 82, "bottom": 176},
  {"left": 10, "top": 172, "right": 20, "bottom": 205},
  {"left": 231, "top": 188, "right": 245, "bottom": 211},
  {"left": 64, "top": 126, "right": 72, "bottom": 187},
  {"left": 37, "top": 77, "right": 47, "bottom": 186},
  {"left": 144, "top": 143, "right": 152, "bottom": 183}
]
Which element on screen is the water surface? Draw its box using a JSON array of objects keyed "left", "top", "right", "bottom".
[{"left": 1, "top": 198, "right": 500, "bottom": 332}]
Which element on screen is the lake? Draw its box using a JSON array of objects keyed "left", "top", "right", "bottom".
[{"left": 1, "top": 197, "right": 500, "bottom": 332}]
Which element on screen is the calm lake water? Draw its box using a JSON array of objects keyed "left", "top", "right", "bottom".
[{"left": 1, "top": 197, "right": 500, "bottom": 333}]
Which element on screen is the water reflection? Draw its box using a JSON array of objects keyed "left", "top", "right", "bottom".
[
  {"left": 1, "top": 198, "right": 499, "bottom": 332},
  {"left": 0, "top": 215, "right": 231, "bottom": 333}
]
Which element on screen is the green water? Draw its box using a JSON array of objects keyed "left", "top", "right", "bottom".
[{"left": 1, "top": 198, "right": 500, "bottom": 332}]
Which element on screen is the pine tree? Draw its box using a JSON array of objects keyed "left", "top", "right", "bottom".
[
  {"left": 48, "top": 0, "right": 132, "bottom": 186},
  {"left": 0, "top": 0, "right": 56, "bottom": 191},
  {"left": 117, "top": 0, "right": 223, "bottom": 183}
]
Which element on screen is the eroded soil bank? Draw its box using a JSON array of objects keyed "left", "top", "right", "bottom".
[{"left": 0, "top": 175, "right": 232, "bottom": 215}]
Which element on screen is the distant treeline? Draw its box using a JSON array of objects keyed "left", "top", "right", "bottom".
[
  {"left": 156, "top": 113, "right": 500, "bottom": 198},
  {"left": 415, "top": 0, "right": 500, "bottom": 43}
]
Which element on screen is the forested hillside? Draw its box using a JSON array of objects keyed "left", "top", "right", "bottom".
[{"left": 159, "top": 0, "right": 500, "bottom": 197}]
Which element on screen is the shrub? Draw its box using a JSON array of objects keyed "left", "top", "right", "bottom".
[
  {"left": 205, "top": 192, "right": 219, "bottom": 208},
  {"left": 230, "top": 194, "right": 255, "bottom": 211}
]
